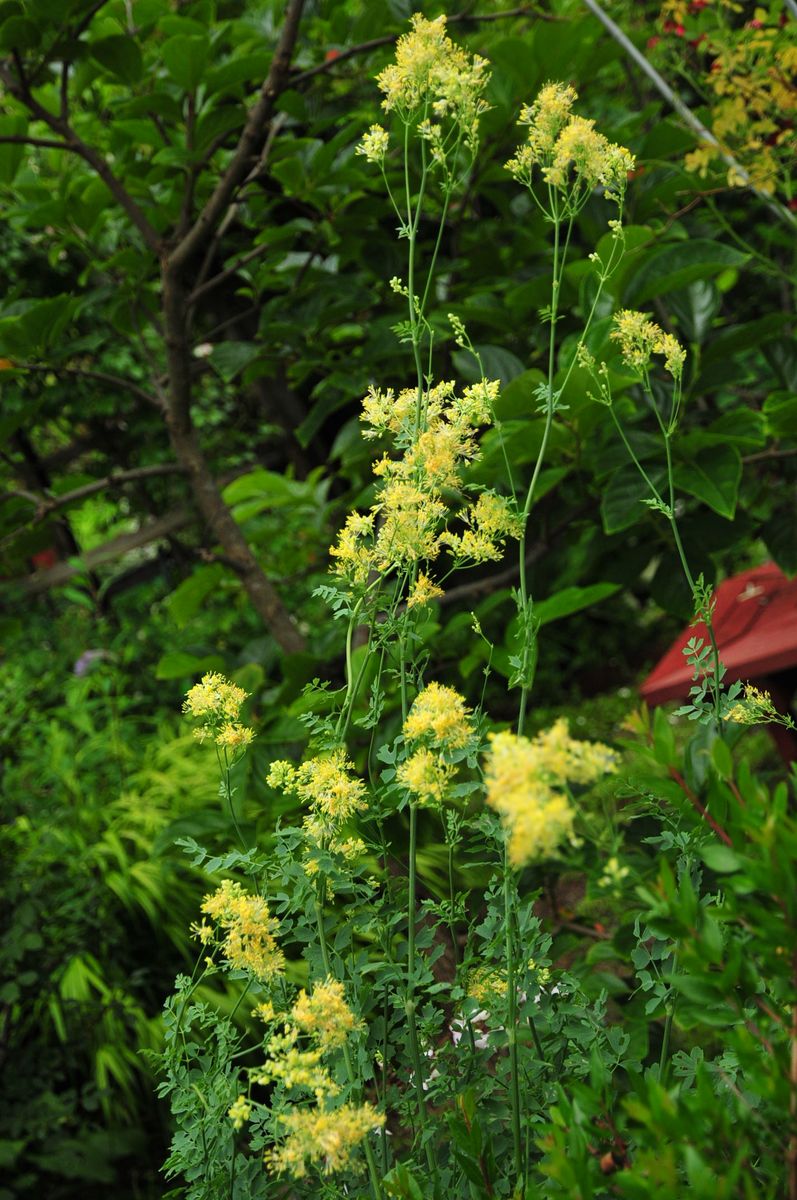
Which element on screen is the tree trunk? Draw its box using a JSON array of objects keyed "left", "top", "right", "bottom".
[
  {"left": 162, "top": 267, "right": 305, "bottom": 656},
  {"left": 168, "top": 420, "right": 305, "bottom": 654}
]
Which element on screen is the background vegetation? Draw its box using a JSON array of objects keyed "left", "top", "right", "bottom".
[{"left": 1, "top": 0, "right": 795, "bottom": 1196}]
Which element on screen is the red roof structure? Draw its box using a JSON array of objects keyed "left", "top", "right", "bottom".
[{"left": 640, "top": 563, "right": 797, "bottom": 762}]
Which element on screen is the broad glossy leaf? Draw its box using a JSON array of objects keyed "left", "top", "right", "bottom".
[
  {"left": 674, "top": 446, "right": 741, "bottom": 519},
  {"left": 534, "top": 582, "right": 620, "bottom": 627},
  {"left": 208, "top": 341, "right": 259, "bottom": 382},
  {"left": 601, "top": 465, "right": 661, "bottom": 534},
  {"left": 700, "top": 844, "right": 742, "bottom": 874},
  {"left": 667, "top": 280, "right": 721, "bottom": 344},
  {"left": 493, "top": 368, "right": 545, "bottom": 419},
  {"left": 0, "top": 115, "right": 27, "bottom": 184},
  {"left": 764, "top": 337, "right": 797, "bottom": 391},
  {"left": 703, "top": 409, "right": 766, "bottom": 450},
  {"left": 763, "top": 392, "right": 797, "bottom": 440},
  {"left": 155, "top": 650, "right": 224, "bottom": 680},
  {"left": 91, "top": 35, "right": 143, "bottom": 84},
  {"left": 167, "top": 564, "right": 226, "bottom": 628},
  {"left": 0, "top": 14, "right": 39, "bottom": 50},
  {"left": 452, "top": 343, "right": 526, "bottom": 387},
  {"left": 204, "top": 53, "right": 270, "bottom": 97},
  {"left": 623, "top": 240, "right": 748, "bottom": 305},
  {"left": 700, "top": 313, "right": 788, "bottom": 366},
  {"left": 161, "top": 34, "right": 208, "bottom": 92}
]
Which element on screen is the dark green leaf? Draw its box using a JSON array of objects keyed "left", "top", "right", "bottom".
[
  {"left": 0, "top": 15, "right": 40, "bottom": 50},
  {"left": 208, "top": 341, "right": 260, "bottom": 382},
  {"left": 601, "top": 466, "right": 659, "bottom": 534},
  {"left": 161, "top": 34, "right": 208, "bottom": 92},
  {"left": 90, "top": 36, "right": 143, "bottom": 84},
  {"left": 623, "top": 240, "right": 748, "bottom": 305},
  {"left": 534, "top": 582, "right": 620, "bottom": 627},
  {"left": 674, "top": 446, "right": 741, "bottom": 520},
  {"left": 763, "top": 391, "right": 797, "bottom": 440}
]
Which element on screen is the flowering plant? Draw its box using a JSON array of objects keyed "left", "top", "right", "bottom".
[{"left": 156, "top": 14, "right": 797, "bottom": 1200}]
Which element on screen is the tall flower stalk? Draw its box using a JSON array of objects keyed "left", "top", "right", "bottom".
[{"left": 164, "top": 17, "right": 636, "bottom": 1196}]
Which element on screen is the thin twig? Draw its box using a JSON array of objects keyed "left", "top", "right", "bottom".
[
  {"left": 668, "top": 766, "right": 733, "bottom": 846},
  {"left": 0, "top": 55, "right": 162, "bottom": 253},
  {"left": 743, "top": 447, "right": 797, "bottom": 464},
  {"left": 167, "top": 0, "right": 305, "bottom": 275},
  {"left": 579, "top": 0, "right": 797, "bottom": 231},
  {"left": 19, "top": 362, "right": 163, "bottom": 410},
  {"left": 0, "top": 465, "right": 185, "bottom": 549},
  {"left": 186, "top": 111, "right": 288, "bottom": 330},
  {"left": 0, "top": 135, "right": 73, "bottom": 151},
  {"left": 290, "top": 6, "right": 559, "bottom": 86},
  {"left": 188, "top": 240, "right": 272, "bottom": 305}
]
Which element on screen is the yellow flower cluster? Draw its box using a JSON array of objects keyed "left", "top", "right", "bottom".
[
  {"left": 292, "top": 977, "right": 362, "bottom": 1052},
  {"left": 484, "top": 719, "right": 617, "bottom": 868},
  {"left": 397, "top": 683, "right": 474, "bottom": 806},
  {"left": 657, "top": 3, "right": 797, "bottom": 196},
  {"left": 252, "top": 979, "right": 383, "bottom": 1178},
  {"left": 467, "top": 965, "right": 509, "bottom": 1006},
  {"left": 407, "top": 571, "right": 444, "bottom": 609},
  {"left": 374, "top": 13, "right": 490, "bottom": 157},
  {"left": 256, "top": 979, "right": 360, "bottom": 1101},
  {"left": 611, "top": 310, "right": 686, "bottom": 378},
  {"left": 267, "top": 750, "right": 368, "bottom": 825},
  {"left": 506, "top": 82, "right": 634, "bottom": 203},
  {"left": 356, "top": 123, "right": 389, "bottom": 165},
  {"left": 266, "top": 1102, "right": 384, "bottom": 1178},
  {"left": 441, "top": 490, "right": 524, "bottom": 564},
  {"left": 228, "top": 1094, "right": 251, "bottom": 1131},
  {"left": 397, "top": 746, "right": 454, "bottom": 805},
  {"left": 200, "top": 879, "right": 285, "bottom": 981},
  {"left": 723, "top": 684, "right": 782, "bottom": 726},
  {"left": 404, "top": 681, "right": 472, "bottom": 749},
  {"left": 183, "top": 672, "right": 254, "bottom": 750},
  {"left": 331, "top": 378, "right": 519, "bottom": 588},
  {"left": 258, "top": 1037, "right": 338, "bottom": 1103}
]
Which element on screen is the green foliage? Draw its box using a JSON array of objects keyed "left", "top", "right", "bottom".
[{"left": 0, "top": 0, "right": 795, "bottom": 1196}]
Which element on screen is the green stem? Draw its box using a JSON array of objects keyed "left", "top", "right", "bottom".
[
  {"left": 314, "top": 891, "right": 383, "bottom": 1200},
  {"left": 503, "top": 852, "right": 523, "bottom": 1181},
  {"left": 663, "top": 434, "right": 723, "bottom": 726},
  {"left": 406, "top": 800, "right": 437, "bottom": 1176},
  {"left": 659, "top": 953, "right": 678, "bottom": 1084},
  {"left": 516, "top": 207, "right": 562, "bottom": 736},
  {"left": 404, "top": 120, "right": 429, "bottom": 428}
]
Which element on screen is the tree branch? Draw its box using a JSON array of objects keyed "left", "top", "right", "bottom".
[
  {"left": 3, "top": 463, "right": 184, "bottom": 515},
  {"left": 0, "top": 134, "right": 73, "bottom": 150},
  {"left": 0, "top": 54, "right": 163, "bottom": 254},
  {"left": 0, "top": 464, "right": 185, "bottom": 550},
  {"left": 743, "top": 447, "right": 797, "bottom": 464},
  {"left": 290, "top": 6, "right": 558, "bottom": 86},
  {"left": 167, "top": 0, "right": 306, "bottom": 273},
  {"left": 188, "top": 241, "right": 274, "bottom": 305},
  {"left": 580, "top": 0, "right": 797, "bottom": 231},
  {"left": 20, "top": 362, "right": 164, "bottom": 411}
]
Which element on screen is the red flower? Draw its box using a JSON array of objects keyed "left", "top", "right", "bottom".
[
  {"left": 647, "top": 34, "right": 661, "bottom": 49},
  {"left": 324, "top": 48, "right": 341, "bottom": 62}
]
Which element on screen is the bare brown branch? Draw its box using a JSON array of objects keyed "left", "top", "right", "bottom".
[
  {"left": 0, "top": 54, "right": 162, "bottom": 254},
  {"left": 290, "top": 6, "right": 559, "bottom": 87},
  {"left": 167, "top": 0, "right": 306, "bottom": 273},
  {"left": 20, "top": 362, "right": 164, "bottom": 411}
]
